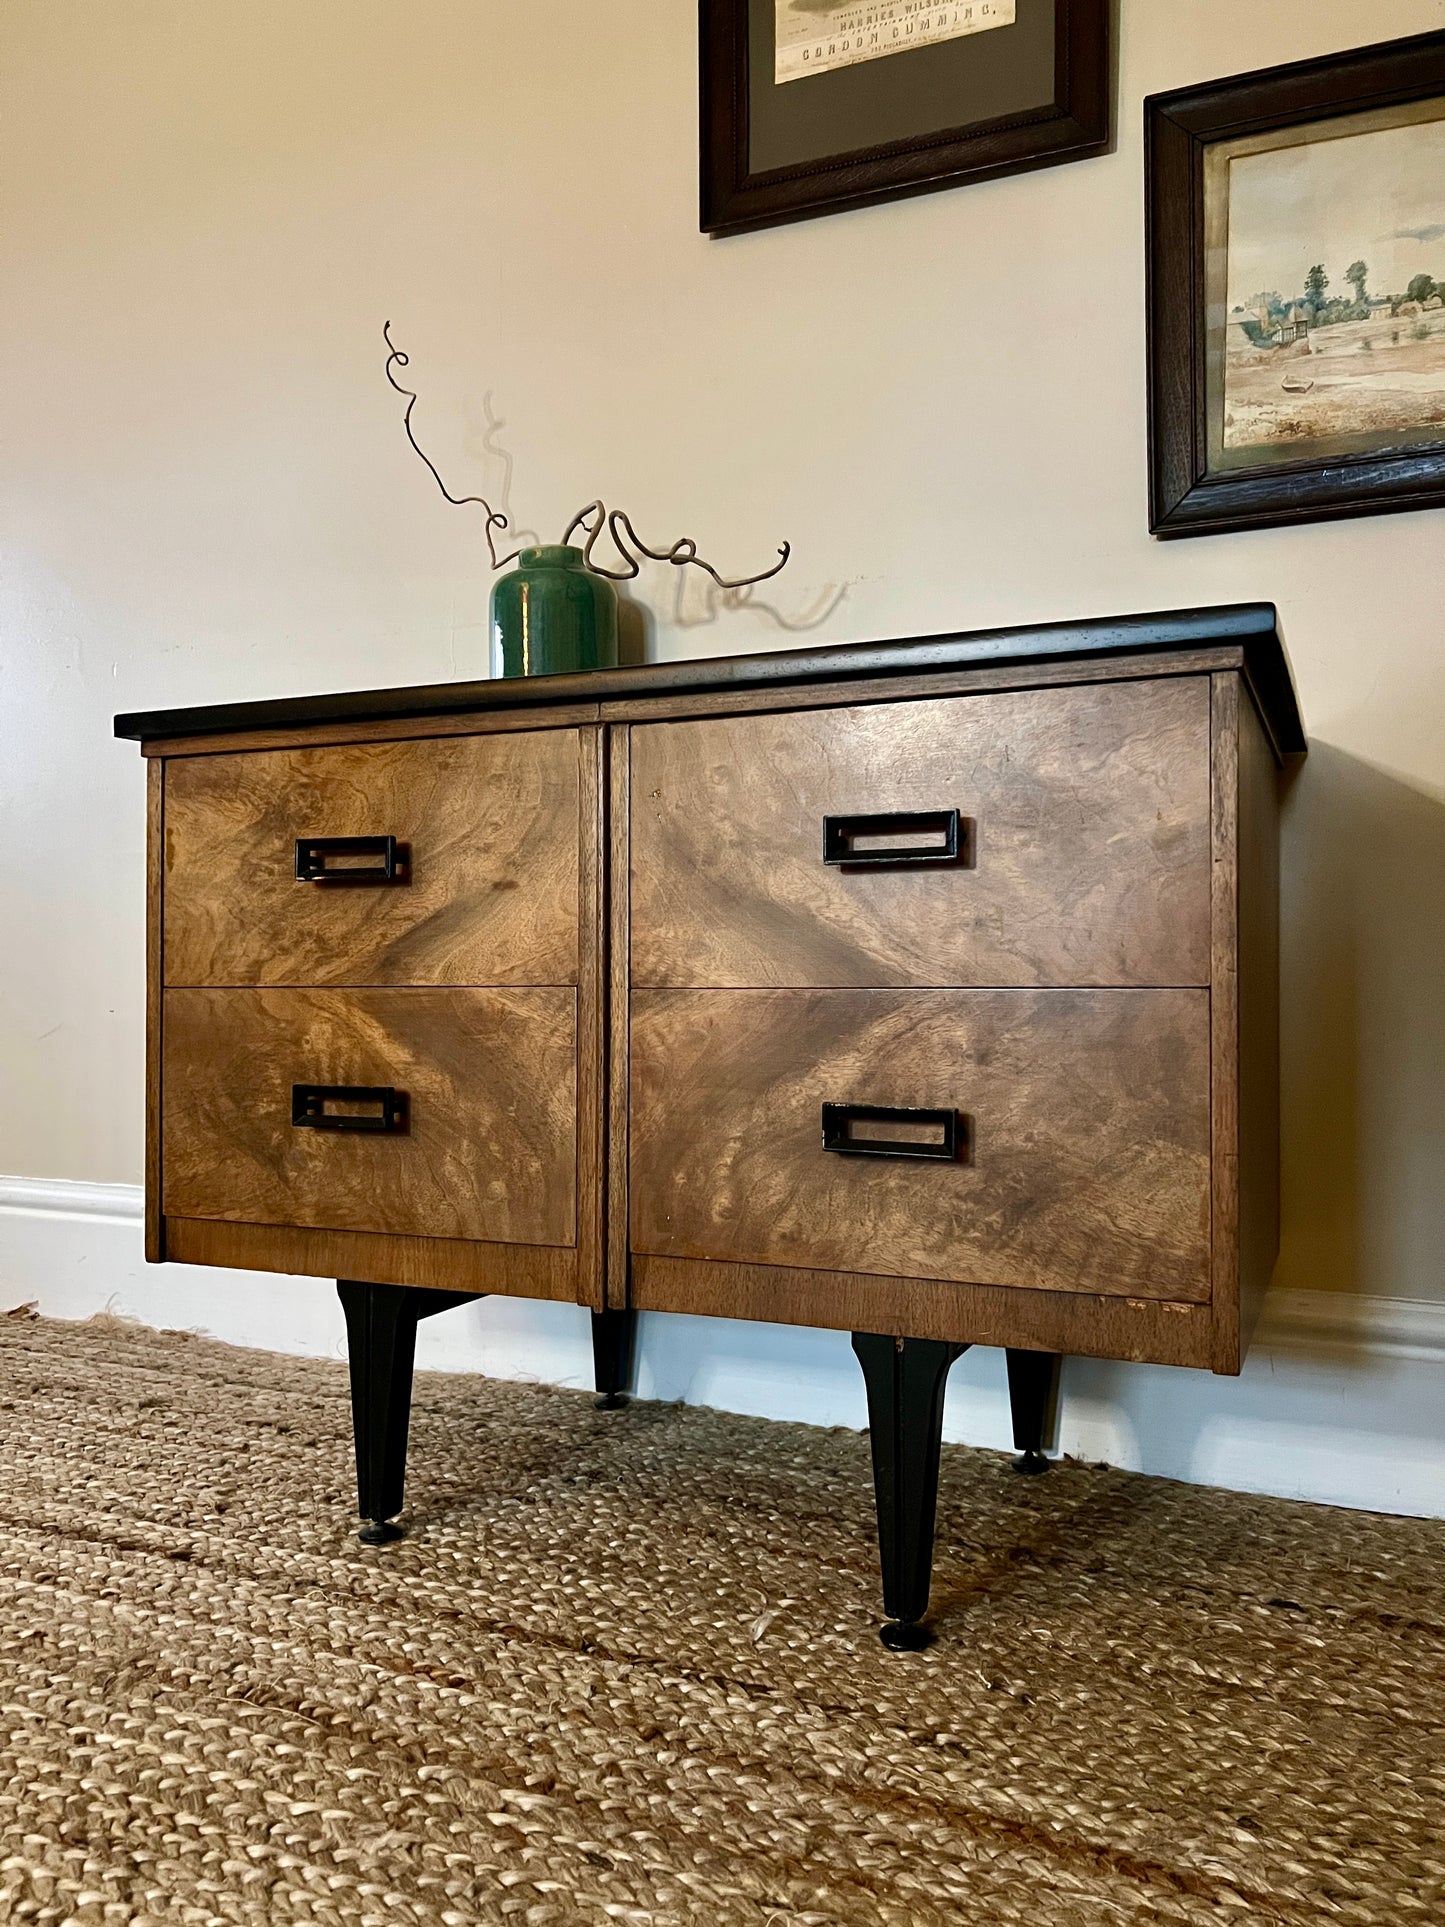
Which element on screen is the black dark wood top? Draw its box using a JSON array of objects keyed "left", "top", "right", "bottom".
[{"left": 114, "top": 602, "right": 1305, "bottom": 754}]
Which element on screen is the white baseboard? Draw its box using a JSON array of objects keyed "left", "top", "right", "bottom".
[
  {"left": 4, "top": 1175, "right": 1442, "bottom": 1519},
  {"left": 1253, "top": 1286, "right": 1445, "bottom": 1361},
  {"left": 0, "top": 1176, "right": 145, "bottom": 1222}
]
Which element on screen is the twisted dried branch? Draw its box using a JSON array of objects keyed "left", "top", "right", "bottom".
[
  {"left": 385, "top": 324, "right": 791, "bottom": 590},
  {"left": 561, "top": 501, "right": 790, "bottom": 588},
  {"left": 384, "top": 321, "right": 519, "bottom": 569}
]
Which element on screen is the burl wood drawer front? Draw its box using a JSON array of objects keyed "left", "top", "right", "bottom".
[
  {"left": 629, "top": 989, "right": 1210, "bottom": 1301},
  {"left": 163, "top": 987, "right": 577, "bottom": 1245},
  {"left": 164, "top": 732, "right": 580, "bottom": 987},
  {"left": 629, "top": 679, "right": 1210, "bottom": 988}
]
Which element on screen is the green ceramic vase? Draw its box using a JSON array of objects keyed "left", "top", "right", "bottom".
[{"left": 490, "top": 545, "right": 619, "bottom": 679}]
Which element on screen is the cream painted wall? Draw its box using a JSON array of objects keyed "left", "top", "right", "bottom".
[{"left": 2, "top": 0, "right": 1442, "bottom": 1320}]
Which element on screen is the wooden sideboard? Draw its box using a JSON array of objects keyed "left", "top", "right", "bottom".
[{"left": 116, "top": 605, "right": 1305, "bottom": 1649}]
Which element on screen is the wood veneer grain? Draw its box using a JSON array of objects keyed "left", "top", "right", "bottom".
[
  {"left": 630, "top": 988, "right": 1211, "bottom": 1302},
  {"left": 117, "top": 603, "right": 1298, "bottom": 747},
  {"left": 138, "top": 649, "right": 1247, "bottom": 754},
  {"left": 630, "top": 678, "right": 1212, "bottom": 988},
  {"left": 163, "top": 987, "right": 577, "bottom": 1246},
  {"left": 630, "top": 1258, "right": 1215, "bottom": 1366},
  {"left": 166, "top": 1217, "right": 578, "bottom": 1299},
  {"left": 134, "top": 638, "right": 1295, "bottom": 1384},
  {"left": 164, "top": 731, "right": 580, "bottom": 987},
  {"left": 599, "top": 645, "right": 1243, "bottom": 726},
  {"left": 143, "top": 702, "right": 602, "bottom": 759}
]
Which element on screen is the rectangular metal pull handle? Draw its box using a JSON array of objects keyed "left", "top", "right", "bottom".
[
  {"left": 822, "top": 1104, "right": 961, "bottom": 1161},
  {"left": 294, "top": 836, "right": 407, "bottom": 884},
  {"left": 822, "top": 809, "right": 961, "bottom": 866},
  {"left": 291, "top": 1084, "right": 409, "bottom": 1134}
]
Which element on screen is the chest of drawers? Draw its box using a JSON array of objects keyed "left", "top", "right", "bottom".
[{"left": 116, "top": 604, "right": 1304, "bottom": 1647}]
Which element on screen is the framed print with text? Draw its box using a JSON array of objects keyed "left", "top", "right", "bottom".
[
  {"left": 1147, "top": 31, "right": 1445, "bottom": 537},
  {"left": 700, "top": 1, "right": 1110, "bottom": 236}
]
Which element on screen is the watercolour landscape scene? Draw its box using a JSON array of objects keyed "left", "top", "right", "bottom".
[{"left": 1218, "top": 108, "right": 1445, "bottom": 463}]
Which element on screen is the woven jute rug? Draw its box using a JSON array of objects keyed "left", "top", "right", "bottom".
[{"left": 0, "top": 1314, "right": 1440, "bottom": 1925}]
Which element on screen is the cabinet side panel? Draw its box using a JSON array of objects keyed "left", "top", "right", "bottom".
[
  {"left": 607, "top": 726, "right": 631, "bottom": 1311},
  {"left": 1237, "top": 687, "right": 1282, "bottom": 1359},
  {"left": 146, "top": 758, "right": 166, "bottom": 1262},
  {"left": 577, "top": 726, "right": 605, "bottom": 1311},
  {"left": 1210, "top": 675, "right": 1241, "bottom": 1370}
]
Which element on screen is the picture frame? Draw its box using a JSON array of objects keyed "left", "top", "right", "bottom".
[
  {"left": 699, "top": 1, "right": 1110, "bottom": 237},
  {"left": 1146, "top": 31, "right": 1445, "bottom": 539}
]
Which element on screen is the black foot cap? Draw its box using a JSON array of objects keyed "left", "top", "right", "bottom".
[
  {"left": 880, "top": 1620, "right": 933, "bottom": 1652},
  {"left": 594, "top": 1392, "right": 629, "bottom": 1411},
  {"left": 358, "top": 1519, "right": 404, "bottom": 1546},
  {"left": 1013, "top": 1449, "right": 1051, "bottom": 1476}
]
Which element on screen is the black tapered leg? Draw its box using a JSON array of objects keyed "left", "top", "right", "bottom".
[
  {"left": 337, "top": 1282, "right": 481, "bottom": 1544},
  {"left": 851, "top": 1332, "right": 968, "bottom": 1651},
  {"left": 591, "top": 1307, "right": 637, "bottom": 1411},
  {"left": 1006, "top": 1348, "right": 1062, "bottom": 1475}
]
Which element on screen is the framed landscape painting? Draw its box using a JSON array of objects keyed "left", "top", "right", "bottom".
[
  {"left": 1147, "top": 31, "right": 1445, "bottom": 537},
  {"left": 700, "top": 0, "right": 1109, "bottom": 236}
]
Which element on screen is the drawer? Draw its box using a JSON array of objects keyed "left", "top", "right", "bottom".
[
  {"left": 629, "top": 679, "right": 1211, "bottom": 987},
  {"left": 162, "top": 987, "right": 577, "bottom": 1244},
  {"left": 164, "top": 731, "right": 580, "bottom": 987},
  {"left": 629, "top": 988, "right": 1210, "bottom": 1301}
]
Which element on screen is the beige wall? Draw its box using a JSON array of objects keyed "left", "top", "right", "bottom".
[{"left": 3, "top": 0, "right": 1441, "bottom": 1305}]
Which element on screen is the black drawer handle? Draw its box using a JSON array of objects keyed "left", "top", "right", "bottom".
[
  {"left": 822, "top": 1103, "right": 961, "bottom": 1161},
  {"left": 822, "top": 809, "right": 961, "bottom": 867},
  {"left": 294, "top": 836, "right": 408, "bottom": 884},
  {"left": 291, "top": 1084, "right": 409, "bottom": 1134}
]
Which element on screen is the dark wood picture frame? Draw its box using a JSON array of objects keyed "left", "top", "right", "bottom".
[
  {"left": 1147, "top": 30, "right": 1445, "bottom": 539},
  {"left": 700, "top": 0, "right": 1110, "bottom": 236}
]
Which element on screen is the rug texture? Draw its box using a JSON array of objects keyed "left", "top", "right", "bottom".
[{"left": 0, "top": 1313, "right": 1440, "bottom": 1925}]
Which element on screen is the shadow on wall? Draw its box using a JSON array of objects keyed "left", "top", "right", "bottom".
[
  {"left": 615, "top": 591, "right": 652, "bottom": 667},
  {"left": 1276, "top": 742, "right": 1445, "bottom": 1305},
  {"left": 598, "top": 573, "right": 851, "bottom": 668}
]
